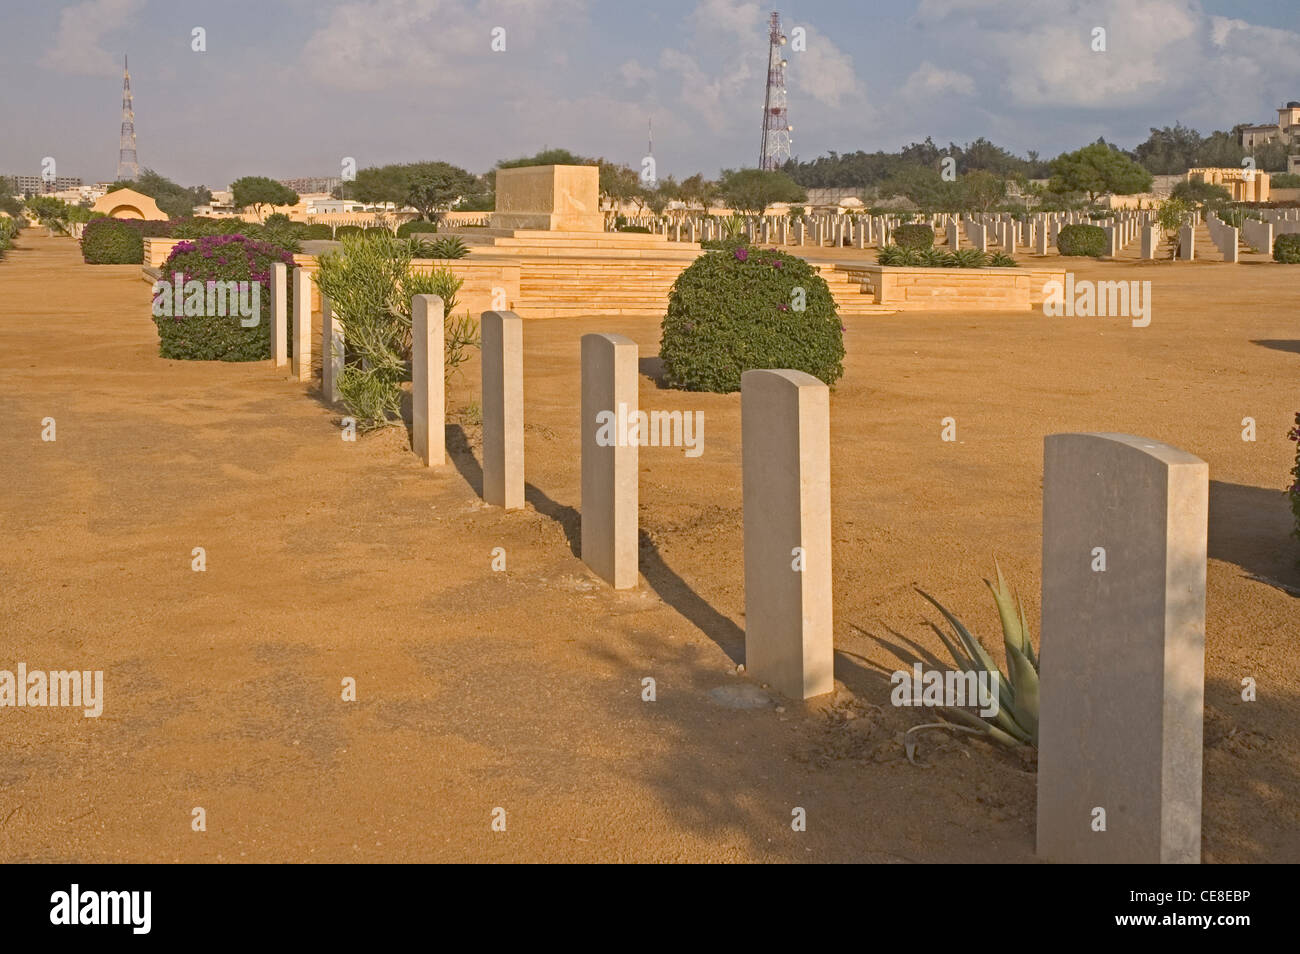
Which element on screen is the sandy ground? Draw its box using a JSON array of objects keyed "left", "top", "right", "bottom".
[{"left": 0, "top": 231, "right": 1296, "bottom": 863}]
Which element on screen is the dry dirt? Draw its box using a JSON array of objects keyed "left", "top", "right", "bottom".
[{"left": 0, "top": 231, "right": 1296, "bottom": 863}]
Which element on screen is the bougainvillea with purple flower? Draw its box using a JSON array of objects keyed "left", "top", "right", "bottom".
[
  {"left": 1289, "top": 412, "right": 1300, "bottom": 549},
  {"left": 152, "top": 234, "right": 297, "bottom": 361}
]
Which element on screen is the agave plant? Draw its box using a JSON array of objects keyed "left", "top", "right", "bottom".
[
  {"left": 951, "top": 248, "right": 987, "bottom": 268},
  {"left": 877, "top": 244, "right": 923, "bottom": 267},
  {"left": 912, "top": 562, "right": 1039, "bottom": 749},
  {"left": 918, "top": 246, "right": 949, "bottom": 267},
  {"left": 427, "top": 236, "right": 470, "bottom": 259}
]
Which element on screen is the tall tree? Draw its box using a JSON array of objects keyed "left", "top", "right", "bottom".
[
  {"left": 1048, "top": 143, "right": 1153, "bottom": 201},
  {"left": 229, "top": 176, "right": 299, "bottom": 217},
  {"left": 400, "top": 162, "right": 481, "bottom": 220},
  {"left": 718, "top": 168, "right": 806, "bottom": 216},
  {"left": 110, "top": 168, "right": 211, "bottom": 218}
]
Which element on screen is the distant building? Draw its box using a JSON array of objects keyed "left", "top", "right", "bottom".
[
  {"left": 304, "top": 196, "right": 367, "bottom": 214},
  {"left": 6, "top": 174, "right": 84, "bottom": 195},
  {"left": 804, "top": 187, "right": 865, "bottom": 209},
  {"left": 90, "top": 187, "right": 167, "bottom": 220},
  {"left": 280, "top": 176, "right": 342, "bottom": 195},
  {"left": 1187, "top": 167, "right": 1270, "bottom": 202},
  {"left": 1239, "top": 102, "right": 1300, "bottom": 149}
]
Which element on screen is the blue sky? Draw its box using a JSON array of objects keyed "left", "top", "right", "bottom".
[{"left": 2, "top": 0, "right": 1298, "bottom": 189}]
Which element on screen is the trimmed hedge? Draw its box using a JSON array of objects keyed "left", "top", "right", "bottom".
[
  {"left": 298, "top": 223, "right": 333, "bottom": 240},
  {"left": 152, "top": 234, "right": 296, "bottom": 361},
  {"left": 81, "top": 217, "right": 145, "bottom": 263},
  {"left": 1057, "top": 223, "right": 1108, "bottom": 257},
  {"left": 335, "top": 226, "right": 364, "bottom": 238},
  {"left": 396, "top": 220, "right": 439, "bottom": 237},
  {"left": 660, "top": 243, "right": 844, "bottom": 393},
  {"left": 892, "top": 224, "right": 934, "bottom": 249},
  {"left": 1273, "top": 234, "right": 1300, "bottom": 264}
]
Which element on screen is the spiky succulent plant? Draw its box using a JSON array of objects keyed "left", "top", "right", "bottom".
[{"left": 914, "top": 562, "right": 1039, "bottom": 748}]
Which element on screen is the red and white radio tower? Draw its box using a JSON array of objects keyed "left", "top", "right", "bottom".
[{"left": 758, "top": 12, "right": 792, "bottom": 171}]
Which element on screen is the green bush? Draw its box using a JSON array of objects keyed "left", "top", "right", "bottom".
[
  {"left": 152, "top": 234, "right": 297, "bottom": 361},
  {"left": 892, "top": 224, "right": 934, "bottom": 249},
  {"left": 619, "top": 225, "right": 652, "bottom": 233},
  {"left": 170, "top": 218, "right": 246, "bottom": 239},
  {"left": 298, "top": 223, "right": 334, "bottom": 240},
  {"left": 950, "top": 247, "right": 987, "bottom": 268},
  {"left": 660, "top": 244, "right": 844, "bottom": 393},
  {"left": 1056, "top": 223, "right": 1107, "bottom": 257},
  {"left": 427, "top": 236, "right": 469, "bottom": 259},
  {"left": 81, "top": 218, "right": 145, "bottom": 264},
  {"left": 396, "top": 220, "right": 439, "bottom": 237},
  {"left": 876, "top": 245, "right": 1018, "bottom": 268},
  {"left": 0, "top": 216, "right": 20, "bottom": 256},
  {"left": 314, "top": 233, "right": 478, "bottom": 429},
  {"left": 249, "top": 220, "right": 302, "bottom": 253},
  {"left": 1273, "top": 234, "right": 1300, "bottom": 264},
  {"left": 335, "top": 225, "right": 364, "bottom": 239},
  {"left": 363, "top": 227, "right": 390, "bottom": 237}
]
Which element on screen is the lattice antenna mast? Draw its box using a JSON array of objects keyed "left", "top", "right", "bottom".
[
  {"left": 758, "top": 12, "right": 792, "bottom": 171},
  {"left": 117, "top": 55, "right": 139, "bottom": 181}
]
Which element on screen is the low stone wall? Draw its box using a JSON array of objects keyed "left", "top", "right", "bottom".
[
  {"left": 843, "top": 265, "right": 1066, "bottom": 310},
  {"left": 143, "top": 237, "right": 182, "bottom": 268}
]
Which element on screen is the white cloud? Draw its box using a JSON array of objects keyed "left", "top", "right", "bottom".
[
  {"left": 787, "top": 26, "right": 863, "bottom": 109},
  {"left": 41, "top": 0, "right": 145, "bottom": 77},
  {"left": 903, "top": 62, "right": 976, "bottom": 98},
  {"left": 301, "top": 0, "right": 587, "bottom": 91},
  {"left": 619, "top": 59, "right": 656, "bottom": 88}
]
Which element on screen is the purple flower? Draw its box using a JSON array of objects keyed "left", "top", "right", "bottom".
[{"left": 734, "top": 247, "right": 748, "bottom": 262}]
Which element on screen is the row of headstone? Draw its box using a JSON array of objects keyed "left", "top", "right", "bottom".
[
  {"left": 1241, "top": 216, "right": 1274, "bottom": 252},
  {"left": 1204, "top": 212, "right": 1240, "bottom": 262},
  {"left": 266, "top": 266, "right": 1211, "bottom": 865}
]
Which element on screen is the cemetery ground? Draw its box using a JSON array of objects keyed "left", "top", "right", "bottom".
[{"left": 1, "top": 231, "right": 1297, "bottom": 863}]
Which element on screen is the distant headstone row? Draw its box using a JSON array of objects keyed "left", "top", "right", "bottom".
[{"left": 625, "top": 206, "right": 1300, "bottom": 263}]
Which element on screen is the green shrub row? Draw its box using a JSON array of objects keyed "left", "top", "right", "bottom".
[{"left": 877, "top": 245, "right": 1018, "bottom": 268}]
